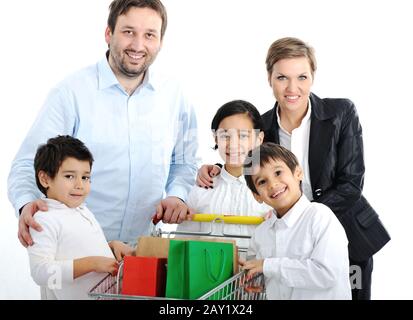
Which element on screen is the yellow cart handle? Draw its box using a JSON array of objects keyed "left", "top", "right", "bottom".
[{"left": 190, "top": 214, "right": 264, "bottom": 225}]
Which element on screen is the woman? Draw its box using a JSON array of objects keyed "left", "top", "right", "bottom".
[{"left": 197, "top": 37, "right": 390, "bottom": 300}]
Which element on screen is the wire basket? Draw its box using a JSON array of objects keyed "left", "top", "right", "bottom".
[
  {"left": 89, "top": 261, "right": 266, "bottom": 300},
  {"left": 89, "top": 215, "right": 267, "bottom": 300}
]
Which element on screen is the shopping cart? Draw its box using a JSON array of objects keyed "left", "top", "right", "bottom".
[{"left": 88, "top": 215, "right": 267, "bottom": 300}]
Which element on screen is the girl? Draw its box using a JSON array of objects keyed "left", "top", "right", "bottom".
[{"left": 178, "top": 100, "right": 271, "bottom": 250}]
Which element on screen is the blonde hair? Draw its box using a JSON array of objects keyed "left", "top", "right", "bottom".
[{"left": 266, "top": 37, "right": 317, "bottom": 77}]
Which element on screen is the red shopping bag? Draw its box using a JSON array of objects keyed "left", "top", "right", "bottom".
[{"left": 121, "top": 256, "right": 167, "bottom": 297}]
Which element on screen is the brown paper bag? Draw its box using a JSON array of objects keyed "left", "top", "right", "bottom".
[{"left": 136, "top": 236, "right": 170, "bottom": 258}]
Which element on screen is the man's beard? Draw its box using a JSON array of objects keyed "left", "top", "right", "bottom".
[
  {"left": 111, "top": 49, "right": 157, "bottom": 79},
  {"left": 119, "top": 57, "right": 150, "bottom": 78},
  {"left": 120, "top": 65, "right": 146, "bottom": 78}
]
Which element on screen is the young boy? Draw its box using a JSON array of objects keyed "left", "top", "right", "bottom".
[
  {"left": 241, "top": 142, "right": 351, "bottom": 300},
  {"left": 27, "top": 136, "right": 133, "bottom": 300}
]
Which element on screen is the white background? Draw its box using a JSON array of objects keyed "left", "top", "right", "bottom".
[{"left": 0, "top": 0, "right": 411, "bottom": 299}]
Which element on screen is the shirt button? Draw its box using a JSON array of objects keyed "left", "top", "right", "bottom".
[{"left": 315, "top": 188, "right": 323, "bottom": 197}]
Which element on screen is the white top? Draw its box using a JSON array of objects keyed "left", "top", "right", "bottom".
[
  {"left": 249, "top": 195, "right": 351, "bottom": 300},
  {"left": 178, "top": 167, "right": 272, "bottom": 249},
  {"left": 27, "top": 199, "right": 114, "bottom": 300},
  {"left": 277, "top": 101, "right": 313, "bottom": 200}
]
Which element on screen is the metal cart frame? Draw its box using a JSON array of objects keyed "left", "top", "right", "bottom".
[{"left": 89, "top": 216, "right": 267, "bottom": 300}]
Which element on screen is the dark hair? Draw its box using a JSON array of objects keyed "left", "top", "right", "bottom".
[
  {"left": 108, "top": 0, "right": 168, "bottom": 39},
  {"left": 34, "top": 136, "right": 94, "bottom": 196},
  {"left": 244, "top": 142, "right": 300, "bottom": 194},
  {"left": 211, "top": 100, "right": 263, "bottom": 150}
]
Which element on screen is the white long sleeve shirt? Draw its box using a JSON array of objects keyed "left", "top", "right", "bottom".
[
  {"left": 178, "top": 167, "right": 272, "bottom": 249},
  {"left": 249, "top": 196, "right": 351, "bottom": 300},
  {"left": 27, "top": 199, "right": 114, "bottom": 300}
]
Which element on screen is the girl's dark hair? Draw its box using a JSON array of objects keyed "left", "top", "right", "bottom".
[
  {"left": 34, "top": 136, "right": 94, "bottom": 196},
  {"left": 211, "top": 100, "right": 263, "bottom": 150}
]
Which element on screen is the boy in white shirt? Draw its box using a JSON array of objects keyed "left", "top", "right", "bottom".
[
  {"left": 241, "top": 142, "right": 351, "bottom": 300},
  {"left": 27, "top": 136, "right": 133, "bottom": 299}
]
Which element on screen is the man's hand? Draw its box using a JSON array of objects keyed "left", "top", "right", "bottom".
[
  {"left": 153, "top": 197, "right": 194, "bottom": 225},
  {"left": 109, "top": 241, "right": 135, "bottom": 261},
  {"left": 18, "top": 199, "right": 48, "bottom": 247},
  {"left": 196, "top": 164, "right": 221, "bottom": 188}
]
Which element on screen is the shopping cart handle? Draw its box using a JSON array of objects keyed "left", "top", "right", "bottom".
[
  {"left": 191, "top": 214, "right": 264, "bottom": 225},
  {"left": 152, "top": 214, "right": 265, "bottom": 226}
]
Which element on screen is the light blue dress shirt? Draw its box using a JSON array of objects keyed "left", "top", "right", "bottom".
[{"left": 8, "top": 57, "right": 199, "bottom": 243}]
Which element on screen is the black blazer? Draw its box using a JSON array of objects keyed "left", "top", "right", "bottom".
[{"left": 262, "top": 93, "right": 390, "bottom": 262}]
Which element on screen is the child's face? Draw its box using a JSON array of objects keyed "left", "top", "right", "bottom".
[
  {"left": 252, "top": 158, "right": 303, "bottom": 217},
  {"left": 38, "top": 157, "right": 91, "bottom": 208},
  {"left": 215, "top": 114, "right": 264, "bottom": 168}
]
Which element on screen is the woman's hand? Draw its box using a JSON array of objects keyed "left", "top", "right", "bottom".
[{"left": 196, "top": 164, "right": 221, "bottom": 188}]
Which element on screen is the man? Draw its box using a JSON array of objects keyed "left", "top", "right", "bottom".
[{"left": 8, "top": 0, "right": 198, "bottom": 246}]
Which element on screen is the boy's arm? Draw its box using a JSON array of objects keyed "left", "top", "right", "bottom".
[
  {"left": 28, "top": 215, "right": 118, "bottom": 286},
  {"left": 27, "top": 215, "right": 74, "bottom": 287},
  {"left": 262, "top": 210, "right": 348, "bottom": 290},
  {"left": 73, "top": 257, "right": 118, "bottom": 279},
  {"left": 240, "top": 232, "right": 259, "bottom": 269}
]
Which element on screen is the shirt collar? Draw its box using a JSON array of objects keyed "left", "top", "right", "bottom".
[
  {"left": 43, "top": 198, "right": 86, "bottom": 211},
  {"left": 144, "top": 68, "right": 157, "bottom": 91},
  {"left": 220, "top": 166, "right": 246, "bottom": 184},
  {"left": 268, "top": 195, "right": 310, "bottom": 228},
  {"left": 276, "top": 99, "right": 312, "bottom": 134},
  {"left": 97, "top": 53, "right": 158, "bottom": 92}
]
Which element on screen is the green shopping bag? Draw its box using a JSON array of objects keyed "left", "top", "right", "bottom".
[{"left": 165, "top": 240, "right": 233, "bottom": 299}]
